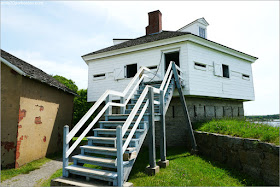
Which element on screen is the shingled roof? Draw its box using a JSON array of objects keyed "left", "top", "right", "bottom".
[
  {"left": 1, "top": 49, "right": 77, "bottom": 95},
  {"left": 82, "top": 31, "right": 191, "bottom": 57},
  {"left": 82, "top": 30, "right": 258, "bottom": 60}
]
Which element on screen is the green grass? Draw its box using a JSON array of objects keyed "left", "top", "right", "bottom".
[
  {"left": 193, "top": 118, "right": 280, "bottom": 145},
  {"left": 128, "top": 147, "right": 263, "bottom": 186},
  {"left": 42, "top": 147, "right": 263, "bottom": 186},
  {"left": 1, "top": 151, "right": 62, "bottom": 182},
  {"left": 1, "top": 157, "right": 51, "bottom": 182}
]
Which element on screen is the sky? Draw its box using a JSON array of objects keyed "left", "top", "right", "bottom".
[{"left": 1, "top": 1, "right": 279, "bottom": 116}]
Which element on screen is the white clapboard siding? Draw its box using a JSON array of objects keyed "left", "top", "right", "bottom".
[
  {"left": 186, "top": 42, "right": 255, "bottom": 100},
  {"left": 87, "top": 43, "right": 189, "bottom": 102},
  {"left": 87, "top": 40, "right": 255, "bottom": 102}
]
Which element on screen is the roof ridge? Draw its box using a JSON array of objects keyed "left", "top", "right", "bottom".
[{"left": 1, "top": 49, "right": 77, "bottom": 95}]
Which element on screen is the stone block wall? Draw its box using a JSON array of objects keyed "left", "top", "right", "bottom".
[
  {"left": 144, "top": 96, "right": 244, "bottom": 147},
  {"left": 194, "top": 131, "right": 279, "bottom": 186}
]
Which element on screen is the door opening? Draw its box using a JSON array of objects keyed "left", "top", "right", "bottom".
[{"left": 165, "top": 52, "right": 180, "bottom": 73}]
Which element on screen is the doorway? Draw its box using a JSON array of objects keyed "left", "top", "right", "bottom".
[{"left": 164, "top": 51, "right": 180, "bottom": 72}]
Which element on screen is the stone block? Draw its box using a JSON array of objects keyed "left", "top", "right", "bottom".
[
  {"left": 187, "top": 105, "right": 195, "bottom": 118},
  {"left": 232, "top": 107, "right": 239, "bottom": 117},
  {"left": 243, "top": 138, "right": 260, "bottom": 150},
  {"left": 238, "top": 107, "right": 244, "bottom": 116},
  {"left": 205, "top": 106, "right": 215, "bottom": 118},
  {"left": 215, "top": 106, "right": 223, "bottom": 118},
  {"left": 157, "top": 160, "right": 169, "bottom": 168},
  {"left": 243, "top": 164, "right": 261, "bottom": 178},
  {"left": 223, "top": 106, "right": 232, "bottom": 117},
  {"left": 262, "top": 152, "right": 279, "bottom": 174},
  {"left": 195, "top": 105, "right": 205, "bottom": 120},
  {"left": 239, "top": 150, "right": 261, "bottom": 168},
  {"left": 145, "top": 165, "right": 160, "bottom": 175},
  {"left": 227, "top": 150, "right": 242, "bottom": 170}
]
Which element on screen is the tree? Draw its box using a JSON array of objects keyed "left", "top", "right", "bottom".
[
  {"left": 73, "top": 89, "right": 93, "bottom": 125},
  {"left": 53, "top": 75, "right": 78, "bottom": 93},
  {"left": 53, "top": 75, "right": 93, "bottom": 134}
]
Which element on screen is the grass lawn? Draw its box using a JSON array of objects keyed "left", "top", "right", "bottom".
[
  {"left": 1, "top": 152, "right": 61, "bottom": 182},
  {"left": 193, "top": 118, "right": 279, "bottom": 145},
  {"left": 42, "top": 147, "right": 263, "bottom": 186}
]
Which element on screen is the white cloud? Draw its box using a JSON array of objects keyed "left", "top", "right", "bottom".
[
  {"left": 2, "top": 1, "right": 279, "bottom": 115},
  {"left": 10, "top": 50, "right": 88, "bottom": 89}
]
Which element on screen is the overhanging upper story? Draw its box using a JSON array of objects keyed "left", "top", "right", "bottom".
[{"left": 82, "top": 11, "right": 257, "bottom": 103}]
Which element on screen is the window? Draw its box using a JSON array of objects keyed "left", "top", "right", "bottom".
[
  {"left": 199, "top": 27, "right": 206, "bottom": 38},
  {"left": 194, "top": 62, "right": 207, "bottom": 71},
  {"left": 147, "top": 65, "right": 157, "bottom": 70},
  {"left": 222, "top": 64, "right": 230, "bottom": 78},
  {"left": 242, "top": 74, "right": 250, "bottom": 80},
  {"left": 93, "top": 73, "right": 106, "bottom": 80},
  {"left": 125, "top": 63, "right": 137, "bottom": 78},
  {"left": 93, "top": 73, "right": 105, "bottom": 78}
]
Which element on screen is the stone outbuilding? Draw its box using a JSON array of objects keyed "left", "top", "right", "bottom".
[{"left": 1, "top": 49, "right": 76, "bottom": 168}]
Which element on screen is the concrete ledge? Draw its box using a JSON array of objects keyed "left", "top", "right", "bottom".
[
  {"left": 157, "top": 160, "right": 169, "bottom": 168},
  {"left": 51, "top": 177, "right": 107, "bottom": 186},
  {"left": 145, "top": 165, "right": 160, "bottom": 175}
]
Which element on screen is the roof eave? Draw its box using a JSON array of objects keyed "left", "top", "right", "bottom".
[
  {"left": 1, "top": 56, "right": 27, "bottom": 76},
  {"left": 82, "top": 34, "right": 258, "bottom": 63}
]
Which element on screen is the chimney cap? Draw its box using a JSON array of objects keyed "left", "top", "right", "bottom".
[{"left": 148, "top": 10, "right": 162, "bottom": 14}]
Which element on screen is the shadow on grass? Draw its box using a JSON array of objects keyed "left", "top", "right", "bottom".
[
  {"left": 129, "top": 146, "right": 264, "bottom": 186},
  {"left": 197, "top": 153, "right": 265, "bottom": 186}
]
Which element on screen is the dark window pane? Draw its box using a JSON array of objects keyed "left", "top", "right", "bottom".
[
  {"left": 126, "top": 64, "right": 137, "bottom": 78},
  {"left": 222, "top": 64, "right": 229, "bottom": 78}
]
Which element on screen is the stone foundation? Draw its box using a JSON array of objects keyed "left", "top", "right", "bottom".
[
  {"left": 194, "top": 131, "right": 279, "bottom": 186},
  {"left": 144, "top": 96, "right": 244, "bottom": 147}
]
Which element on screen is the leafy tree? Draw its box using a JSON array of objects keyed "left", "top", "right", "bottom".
[
  {"left": 73, "top": 89, "right": 93, "bottom": 125},
  {"left": 53, "top": 75, "right": 78, "bottom": 93},
  {"left": 53, "top": 75, "right": 93, "bottom": 135}
]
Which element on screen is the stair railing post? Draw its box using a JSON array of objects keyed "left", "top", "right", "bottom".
[
  {"left": 171, "top": 62, "right": 198, "bottom": 152},
  {"left": 157, "top": 90, "right": 169, "bottom": 168},
  {"left": 116, "top": 126, "right": 123, "bottom": 186},
  {"left": 120, "top": 96, "right": 125, "bottom": 114},
  {"left": 63, "top": 125, "right": 69, "bottom": 177},
  {"left": 105, "top": 95, "right": 112, "bottom": 120},
  {"left": 145, "top": 86, "right": 159, "bottom": 175}
]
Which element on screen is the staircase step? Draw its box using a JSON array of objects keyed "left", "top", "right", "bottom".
[
  {"left": 87, "top": 136, "right": 139, "bottom": 146},
  {"left": 65, "top": 165, "right": 117, "bottom": 182},
  {"left": 93, "top": 128, "right": 145, "bottom": 136},
  {"left": 137, "top": 87, "right": 172, "bottom": 94},
  {"left": 80, "top": 145, "right": 136, "bottom": 156},
  {"left": 99, "top": 120, "right": 145, "bottom": 128},
  {"left": 105, "top": 113, "right": 161, "bottom": 121},
  {"left": 72, "top": 154, "right": 129, "bottom": 168}
]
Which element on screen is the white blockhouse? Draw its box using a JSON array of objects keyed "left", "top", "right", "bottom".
[{"left": 82, "top": 10, "right": 257, "bottom": 118}]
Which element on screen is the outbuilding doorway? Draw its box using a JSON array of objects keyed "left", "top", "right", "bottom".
[{"left": 165, "top": 51, "right": 180, "bottom": 73}]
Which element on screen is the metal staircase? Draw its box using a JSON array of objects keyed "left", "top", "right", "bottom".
[{"left": 62, "top": 62, "right": 197, "bottom": 186}]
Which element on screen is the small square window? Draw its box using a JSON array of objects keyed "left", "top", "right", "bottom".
[
  {"left": 126, "top": 64, "right": 137, "bottom": 78},
  {"left": 222, "top": 64, "right": 229, "bottom": 78},
  {"left": 199, "top": 27, "right": 206, "bottom": 38}
]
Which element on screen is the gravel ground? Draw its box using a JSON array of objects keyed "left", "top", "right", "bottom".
[{"left": 1, "top": 159, "right": 62, "bottom": 187}]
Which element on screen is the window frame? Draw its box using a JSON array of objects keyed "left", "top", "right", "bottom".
[
  {"left": 93, "top": 73, "right": 106, "bottom": 81},
  {"left": 222, "top": 64, "right": 230, "bottom": 78},
  {"left": 199, "top": 27, "right": 206, "bottom": 38},
  {"left": 194, "top": 62, "right": 207, "bottom": 71},
  {"left": 125, "top": 63, "right": 138, "bottom": 78}
]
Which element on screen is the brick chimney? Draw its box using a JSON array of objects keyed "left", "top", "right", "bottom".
[{"left": 146, "top": 10, "right": 162, "bottom": 35}]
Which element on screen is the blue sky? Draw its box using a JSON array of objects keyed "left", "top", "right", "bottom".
[{"left": 1, "top": 1, "right": 279, "bottom": 115}]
